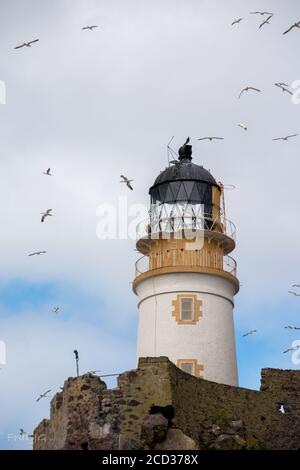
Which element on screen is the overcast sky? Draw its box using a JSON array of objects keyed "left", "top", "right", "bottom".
[{"left": 0, "top": 0, "right": 300, "bottom": 449}]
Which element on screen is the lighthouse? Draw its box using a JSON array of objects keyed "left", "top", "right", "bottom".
[{"left": 133, "top": 139, "right": 239, "bottom": 386}]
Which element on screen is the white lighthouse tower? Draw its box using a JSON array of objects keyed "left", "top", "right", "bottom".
[{"left": 133, "top": 140, "right": 239, "bottom": 386}]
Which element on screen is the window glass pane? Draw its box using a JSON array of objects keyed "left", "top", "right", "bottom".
[
  {"left": 190, "top": 183, "right": 200, "bottom": 202},
  {"left": 180, "top": 362, "right": 194, "bottom": 375},
  {"left": 151, "top": 187, "right": 160, "bottom": 204},
  {"left": 170, "top": 181, "right": 181, "bottom": 200},
  {"left": 158, "top": 184, "right": 168, "bottom": 202},
  {"left": 196, "top": 183, "right": 212, "bottom": 214},
  {"left": 180, "top": 298, "right": 194, "bottom": 320},
  {"left": 165, "top": 185, "right": 175, "bottom": 203},
  {"left": 183, "top": 181, "right": 194, "bottom": 199},
  {"left": 177, "top": 183, "right": 188, "bottom": 201}
]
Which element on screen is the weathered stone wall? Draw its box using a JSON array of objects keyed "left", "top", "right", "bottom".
[
  {"left": 33, "top": 357, "right": 300, "bottom": 450},
  {"left": 34, "top": 374, "right": 107, "bottom": 450}
]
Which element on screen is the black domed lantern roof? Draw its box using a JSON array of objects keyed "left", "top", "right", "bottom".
[{"left": 149, "top": 140, "right": 219, "bottom": 210}]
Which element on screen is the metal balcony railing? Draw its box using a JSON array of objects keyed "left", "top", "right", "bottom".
[
  {"left": 136, "top": 214, "right": 236, "bottom": 243},
  {"left": 135, "top": 250, "right": 237, "bottom": 278}
]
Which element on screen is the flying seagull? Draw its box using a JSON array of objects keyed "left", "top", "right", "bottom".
[
  {"left": 19, "top": 429, "right": 33, "bottom": 438},
  {"left": 219, "top": 183, "right": 236, "bottom": 190},
  {"left": 284, "top": 326, "right": 300, "bottom": 330},
  {"left": 120, "top": 175, "right": 134, "bottom": 190},
  {"left": 283, "top": 345, "right": 300, "bottom": 354},
  {"left": 259, "top": 15, "right": 273, "bottom": 29},
  {"left": 250, "top": 11, "right": 273, "bottom": 16},
  {"left": 14, "top": 39, "right": 39, "bottom": 49},
  {"left": 36, "top": 389, "right": 51, "bottom": 402},
  {"left": 28, "top": 251, "right": 46, "bottom": 257},
  {"left": 272, "top": 134, "right": 298, "bottom": 142},
  {"left": 197, "top": 137, "right": 224, "bottom": 141},
  {"left": 82, "top": 25, "right": 98, "bottom": 30},
  {"left": 52, "top": 307, "right": 60, "bottom": 314},
  {"left": 41, "top": 209, "right": 53, "bottom": 223},
  {"left": 288, "top": 291, "right": 300, "bottom": 296},
  {"left": 243, "top": 330, "right": 257, "bottom": 337},
  {"left": 43, "top": 168, "right": 53, "bottom": 176},
  {"left": 238, "top": 123, "right": 247, "bottom": 131},
  {"left": 239, "top": 86, "right": 261, "bottom": 98},
  {"left": 231, "top": 18, "right": 243, "bottom": 26},
  {"left": 283, "top": 21, "right": 300, "bottom": 35},
  {"left": 274, "top": 83, "right": 293, "bottom": 95}
]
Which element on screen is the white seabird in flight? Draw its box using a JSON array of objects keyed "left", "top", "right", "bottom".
[{"left": 120, "top": 175, "right": 134, "bottom": 191}]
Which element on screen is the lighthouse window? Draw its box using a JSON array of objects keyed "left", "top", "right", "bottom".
[
  {"left": 177, "top": 359, "right": 204, "bottom": 377},
  {"left": 180, "top": 362, "right": 194, "bottom": 375},
  {"left": 180, "top": 298, "right": 194, "bottom": 321},
  {"left": 172, "top": 294, "right": 202, "bottom": 324}
]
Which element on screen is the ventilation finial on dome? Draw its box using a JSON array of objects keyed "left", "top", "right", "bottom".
[{"left": 178, "top": 137, "right": 192, "bottom": 162}]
